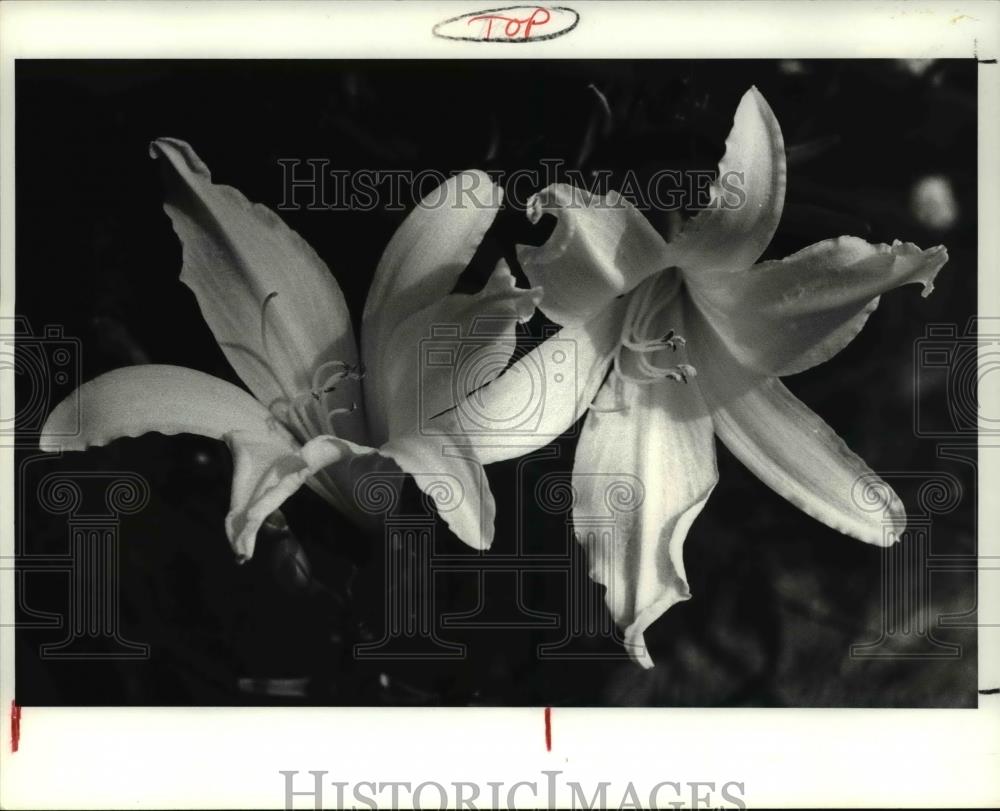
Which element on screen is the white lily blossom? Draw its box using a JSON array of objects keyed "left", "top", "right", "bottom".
[
  {"left": 41, "top": 139, "right": 540, "bottom": 561},
  {"left": 436, "top": 87, "right": 949, "bottom": 667}
]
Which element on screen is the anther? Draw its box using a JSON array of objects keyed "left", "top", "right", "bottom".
[
  {"left": 664, "top": 363, "right": 697, "bottom": 384},
  {"left": 327, "top": 402, "right": 358, "bottom": 419},
  {"left": 260, "top": 291, "right": 280, "bottom": 364},
  {"left": 589, "top": 400, "right": 628, "bottom": 413}
]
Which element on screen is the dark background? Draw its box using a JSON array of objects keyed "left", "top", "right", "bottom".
[{"left": 14, "top": 59, "right": 978, "bottom": 706}]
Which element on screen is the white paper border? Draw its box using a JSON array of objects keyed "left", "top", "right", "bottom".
[{"left": 1, "top": 1, "right": 998, "bottom": 808}]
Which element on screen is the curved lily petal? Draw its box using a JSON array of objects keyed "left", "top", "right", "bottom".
[
  {"left": 686, "top": 304, "right": 905, "bottom": 545},
  {"left": 243, "top": 433, "right": 497, "bottom": 552},
  {"left": 372, "top": 260, "right": 541, "bottom": 443},
  {"left": 361, "top": 171, "right": 503, "bottom": 429},
  {"left": 383, "top": 434, "right": 497, "bottom": 551},
  {"left": 150, "top": 139, "right": 366, "bottom": 445},
  {"left": 40, "top": 364, "right": 292, "bottom": 452},
  {"left": 670, "top": 86, "right": 786, "bottom": 276},
  {"left": 687, "top": 237, "right": 948, "bottom": 377},
  {"left": 516, "top": 184, "right": 673, "bottom": 327},
  {"left": 228, "top": 433, "right": 382, "bottom": 560},
  {"left": 574, "top": 354, "right": 717, "bottom": 669},
  {"left": 426, "top": 296, "right": 629, "bottom": 465},
  {"left": 38, "top": 364, "right": 309, "bottom": 561},
  {"left": 225, "top": 431, "right": 322, "bottom": 562}
]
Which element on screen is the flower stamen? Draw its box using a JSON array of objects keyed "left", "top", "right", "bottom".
[
  {"left": 589, "top": 271, "right": 698, "bottom": 415},
  {"left": 259, "top": 291, "right": 281, "bottom": 369},
  {"left": 614, "top": 282, "right": 695, "bottom": 386},
  {"left": 269, "top": 360, "right": 365, "bottom": 441}
]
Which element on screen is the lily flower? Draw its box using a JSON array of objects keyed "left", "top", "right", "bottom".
[
  {"left": 41, "top": 139, "right": 539, "bottom": 561},
  {"left": 440, "top": 87, "right": 948, "bottom": 667}
]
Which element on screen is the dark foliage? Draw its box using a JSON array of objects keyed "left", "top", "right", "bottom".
[{"left": 15, "top": 59, "right": 976, "bottom": 706}]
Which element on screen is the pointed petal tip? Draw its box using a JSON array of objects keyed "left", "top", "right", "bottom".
[
  {"left": 738, "top": 83, "right": 776, "bottom": 118},
  {"left": 841, "top": 475, "right": 907, "bottom": 547},
  {"left": 371, "top": 436, "right": 498, "bottom": 553},
  {"left": 745, "top": 87, "right": 782, "bottom": 134},
  {"left": 148, "top": 137, "right": 185, "bottom": 159},
  {"left": 526, "top": 191, "right": 544, "bottom": 225},
  {"left": 226, "top": 513, "right": 257, "bottom": 563},
  {"left": 883, "top": 494, "right": 908, "bottom": 546},
  {"left": 883, "top": 240, "right": 949, "bottom": 299},
  {"left": 524, "top": 285, "right": 545, "bottom": 320},
  {"left": 435, "top": 513, "right": 493, "bottom": 552},
  {"left": 147, "top": 136, "right": 173, "bottom": 159},
  {"left": 744, "top": 85, "right": 777, "bottom": 117},
  {"left": 666, "top": 83, "right": 785, "bottom": 275},
  {"left": 474, "top": 525, "right": 495, "bottom": 552},
  {"left": 148, "top": 137, "right": 212, "bottom": 178},
  {"left": 427, "top": 479, "right": 495, "bottom": 552},
  {"left": 845, "top": 497, "right": 905, "bottom": 547},
  {"left": 233, "top": 526, "right": 257, "bottom": 562},
  {"left": 920, "top": 245, "right": 949, "bottom": 298},
  {"left": 623, "top": 590, "right": 693, "bottom": 670}
]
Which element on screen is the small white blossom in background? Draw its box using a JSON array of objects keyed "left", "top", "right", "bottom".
[
  {"left": 898, "top": 58, "right": 936, "bottom": 77},
  {"left": 778, "top": 59, "right": 808, "bottom": 75},
  {"left": 911, "top": 174, "right": 959, "bottom": 232}
]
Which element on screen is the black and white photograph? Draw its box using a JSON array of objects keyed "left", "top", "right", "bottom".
[{"left": 1, "top": 2, "right": 998, "bottom": 809}]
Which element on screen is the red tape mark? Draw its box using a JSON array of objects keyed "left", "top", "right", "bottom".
[
  {"left": 11, "top": 701, "right": 21, "bottom": 753},
  {"left": 544, "top": 706, "right": 552, "bottom": 752}
]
